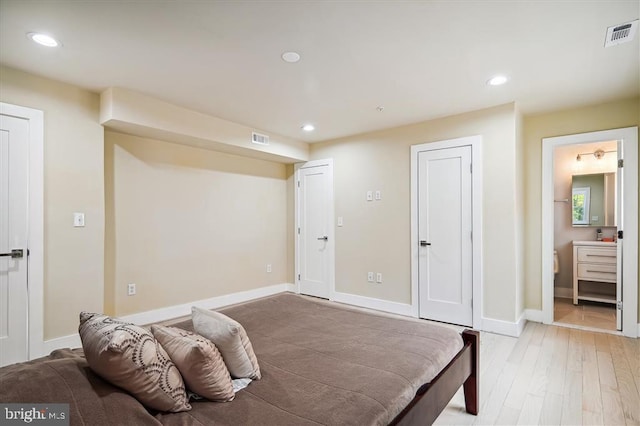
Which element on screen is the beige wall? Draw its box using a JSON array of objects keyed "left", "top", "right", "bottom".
[
  {"left": 0, "top": 66, "right": 105, "bottom": 339},
  {"left": 310, "top": 103, "right": 521, "bottom": 323},
  {"left": 523, "top": 97, "right": 640, "bottom": 315},
  {"left": 105, "top": 131, "right": 289, "bottom": 316}
]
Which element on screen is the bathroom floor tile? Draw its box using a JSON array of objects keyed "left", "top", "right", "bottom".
[{"left": 553, "top": 297, "right": 616, "bottom": 331}]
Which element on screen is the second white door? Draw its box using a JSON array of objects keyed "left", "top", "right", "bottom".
[
  {"left": 297, "top": 161, "right": 333, "bottom": 299},
  {"left": 418, "top": 146, "right": 473, "bottom": 326},
  {"left": 0, "top": 113, "right": 30, "bottom": 367}
]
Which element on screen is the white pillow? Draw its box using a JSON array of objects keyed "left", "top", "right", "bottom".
[{"left": 191, "top": 307, "right": 261, "bottom": 380}]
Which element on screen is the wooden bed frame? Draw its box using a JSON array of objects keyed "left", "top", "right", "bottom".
[{"left": 390, "top": 329, "right": 480, "bottom": 425}]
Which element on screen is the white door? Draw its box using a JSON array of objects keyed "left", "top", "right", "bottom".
[
  {"left": 418, "top": 146, "right": 473, "bottom": 326},
  {"left": 615, "top": 140, "right": 623, "bottom": 331},
  {"left": 0, "top": 114, "right": 29, "bottom": 367},
  {"left": 297, "top": 162, "right": 333, "bottom": 299}
]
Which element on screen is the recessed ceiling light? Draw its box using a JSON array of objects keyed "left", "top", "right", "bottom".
[
  {"left": 282, "top": 51, "right": 301, "bottom": 63},
  {"left": 487, "top": 75, "right": 508, "bottom": 86},
  {"left": 27, "top": 32, "right": 60, "bottom": 47},
  {"left": 302, "top": 124, "right": 315, "bottom": 132}
]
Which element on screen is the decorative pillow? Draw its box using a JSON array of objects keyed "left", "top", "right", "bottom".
[
  {"left": 191, "top": 307, "right": 261, "bottom": 380},
  {"left": 78, "top": 312, "right": 190, "bottom": 412},
  {"left": 151, "top": 325, "right": 235, "bottom": 402}
]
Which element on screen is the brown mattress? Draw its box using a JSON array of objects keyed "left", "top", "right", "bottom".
[{"left": 0, "top": 293, "right": 463, "bottom": 426}]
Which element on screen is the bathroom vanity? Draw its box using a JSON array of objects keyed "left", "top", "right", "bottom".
[{"left": 572, "top": 240, "right": 617, "bottom": 305}]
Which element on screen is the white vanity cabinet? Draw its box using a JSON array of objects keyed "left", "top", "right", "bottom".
[{"left": 572, "top": 241, "right": 617, "bottom": 305}]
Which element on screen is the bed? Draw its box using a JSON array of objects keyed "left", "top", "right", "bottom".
[{"left": 0, "top": 293, "right": 479, "bottom": 425}]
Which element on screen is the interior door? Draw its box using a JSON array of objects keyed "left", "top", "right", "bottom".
[
  {"left": 615, "top": 140, "right": 623, "bottom": 331},
  {"left": 418, "top": 146, "right": 473, "bottom": 326},
  {"left": 297, "top": 162, "right": 332, "bottom": 299},
  {"left": 0, "top": 113, "right": 29, "bottom": 367}
]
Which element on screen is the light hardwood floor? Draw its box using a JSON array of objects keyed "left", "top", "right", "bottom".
[{"left": 434, "top": 322, "right": 640, "bottom": 425}]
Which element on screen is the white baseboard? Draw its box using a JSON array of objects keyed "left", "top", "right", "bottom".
[
  {"left": 525, "top": 309, "right": 544, "bottom": 323},
  {"left": 40, "top": 283, "right": 295, "bottom": 356},
  {"left": 42, "top": 333, "right": 82, "bottom": 354},
  {"left": 481, "top": 315, "right": 524, "bottom": 337},
  {"left": 554, "top": 287, "right": 572, "bottom": 299},
  {"left": 121, "top": 283, "right": 295, "bottom": 325},
  {"left": 331, "top": 291, "right": 414, "bottom": 317}
]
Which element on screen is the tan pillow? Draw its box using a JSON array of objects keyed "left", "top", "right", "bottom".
[
  {"left": 151, "top": 325, "right": 235, "bottom": 402},
  {"left": 78, "top": 312, "right": 190, "bottom": 412},
  {"left": 191, "top": 307, "right": 261, "bottom": 380}
]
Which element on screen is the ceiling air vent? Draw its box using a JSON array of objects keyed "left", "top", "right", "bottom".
[
  {"left": 604, "top": 19, "right": 638, "bottom": 47},
  {"left": 251, "top": 132, "right": 269, "bottom": 146}
]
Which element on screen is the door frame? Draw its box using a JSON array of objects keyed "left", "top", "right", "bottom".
[
  {"left": 411, "top": 135, "right": 483, "bottom": 329},
  {"left": 294, "top": 158, "right": 335, "bottom": 299},
  {"left": 541, "top": 127, "right": 638, "bottom": 338},
  {"left": 0, "top": 102, "right": 44, "bottom": 358}
]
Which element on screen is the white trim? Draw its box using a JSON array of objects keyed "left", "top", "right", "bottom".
[
  {"left": 40, "top": 284, "right": 296, "bottom": 354},
  {"left": 42, "top": 333, "right": 82, "bottom": 354},
  {"left": 121, "top": 283, "right": 295, "bottom": 325},
  {"left": 294, "top": 159, "right": 335, "bottom": 300},
  {"left": 410, "top": 135, "right": 483, "bottom": 328},
  {"left": 0, "top": 102, "right": 45, "bottom": 359},
  {"left": 554, "top": 287, "right": 573, "bottom": 299},
  {"left": 525, "top": 309, "right": 544, "bottom": 323},
  {"left": 542, "top": 127, "right": 638, "bottom": 338},
  {"left": 331, "top": 291, "right": 414, "bottom": 317},
  {"left": 481, "top": 315, "right": 524, "bottom": 337}
]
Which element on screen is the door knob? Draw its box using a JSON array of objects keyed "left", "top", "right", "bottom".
[
  {"left": 0, "top": 249, "right": 24, "bottom": 258},
  {"left": 317, "top": 236, "right": 328, "bottom": 241},
  {"left": 420, "top": 240, "right": 431, "bottom": 247}
]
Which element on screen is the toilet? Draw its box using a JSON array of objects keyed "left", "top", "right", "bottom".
[{"left": 553, "top": 250, "right": 559, "bottom": 276}]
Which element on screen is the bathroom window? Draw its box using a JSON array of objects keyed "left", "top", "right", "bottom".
[{"left": 572, "top": 187, "right": 590, "bottom": 225}]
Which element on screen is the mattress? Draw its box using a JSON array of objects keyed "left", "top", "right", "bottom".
[{"left": 0, "top": 293, "right": 463, "bottom": 426}]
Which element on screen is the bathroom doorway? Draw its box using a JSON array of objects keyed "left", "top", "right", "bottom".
[
  {"left": 542, "top": 127, "right": 638, "bottom": 338},
  {"left": 552, "top": 141, "right": 619, "bottom": 331}
]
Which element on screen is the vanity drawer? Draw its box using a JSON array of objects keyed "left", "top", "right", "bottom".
[
  {"left": 577, "top": 263, "right": 617, "bottom": 281},
  {"left": 576, "top": 247, "right": 617, "bottom": 264}
]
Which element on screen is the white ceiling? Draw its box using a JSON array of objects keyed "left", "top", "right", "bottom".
[{"left": 0, "top": 1, "right": 638, "bottom": 143}]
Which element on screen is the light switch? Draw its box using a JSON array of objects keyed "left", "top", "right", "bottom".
[
  {"left": 337, "top": 217, "right": 343, "bottom": 227},
  {"left": 375, "top": 190, "right": 381, "bottom": 200},
  {"left": 366, "top": 191, "right": 373, "bottom": 201},
  {"left": 376, "top": 273, "right": 383, "bottom": 283},
  {"left": 73, "top": 212, "right": 85, "bottom": 227}
]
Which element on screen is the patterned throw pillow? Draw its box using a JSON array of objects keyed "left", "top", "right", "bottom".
[
  {"left": 151, "top": 325, "right": 235, "bottom": 402},
  {"left": 191, "top": 307, "right": 261, "bottom": 380},
  {"left": 78, "top": 312, "right": 190, "bottom": 412}
]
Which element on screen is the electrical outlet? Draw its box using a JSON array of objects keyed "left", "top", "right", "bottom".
[
  {"left": 127, "top": 283, "right": 136, "bottom": 296},
  {"left": 266, "top": 264, "right": 272, "bottom": 273},
  {"left": 73, "top": 212, "right": 85, "bottom": 227},
  {"left": 367, "top": 272, "right": 374, "bottom": 282},
  {"left": 376, "top": 273, "right": 383, "bottom": 283}
]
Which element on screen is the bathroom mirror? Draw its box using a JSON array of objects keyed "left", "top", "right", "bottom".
[{"left": 571, "top": 172, "right": 616, "bottom": 226}]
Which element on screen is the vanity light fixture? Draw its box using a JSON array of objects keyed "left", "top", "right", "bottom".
[
  {"left": 27, "top": 32, "right": 60, "bottom": 47},
  {"left": 576, "top": 149, "right": 615, "bottom": 162}
]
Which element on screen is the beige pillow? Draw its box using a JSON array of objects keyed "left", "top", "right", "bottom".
[
  {"left": 151, "top": 325, "right": 235, "bottom": 402},
  {"left": 78, "top": 312, "right": 190, "bottom": 412},
  {"left": 191, "top": 307, "right": 261, "bottom": 380}
]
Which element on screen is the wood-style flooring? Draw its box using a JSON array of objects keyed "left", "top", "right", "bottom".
[
  {"left": 434, "top": 322, "right": 640, "bottom": 425},
  {"left": 554, "top": 297, "right": 617, "bottom": 332}
]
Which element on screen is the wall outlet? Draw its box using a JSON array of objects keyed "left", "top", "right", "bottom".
[
  {"left": 127, "top": 283, "right": 136, "bottom": 296},
  {"left": 266, "top": 264, "right": 272, "bottom": 273},
  {"left": 367, "top": 272, "right": 374, "bottom": 282},
  {"left": 376, "top": 273, "right": 383, "bottom": 283},
  {"left": 73, "top": 212, "right": 85, "bottom": 227}
]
